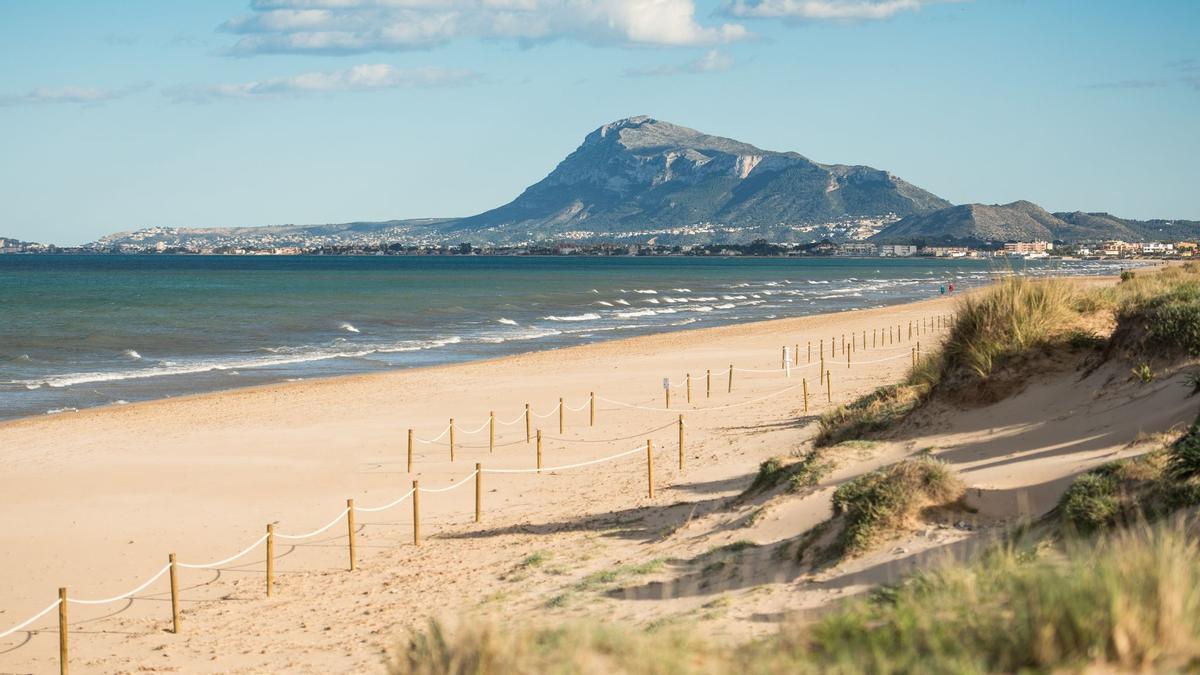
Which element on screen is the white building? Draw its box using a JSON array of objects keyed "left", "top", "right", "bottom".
[{"left": 879, "top": 244, "right": 918, "bottom": 257}]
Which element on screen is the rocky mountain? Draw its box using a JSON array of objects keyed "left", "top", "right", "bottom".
[
  {"left": 444, "top": 116, "right": 950, "bottom": 242},
  {"left": 872, "top": 201, "right": 1200, "bottom": 244}
]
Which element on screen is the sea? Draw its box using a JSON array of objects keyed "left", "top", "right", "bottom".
[{"left": 0, "top": 254, "right": 1141, "bottom": 421}]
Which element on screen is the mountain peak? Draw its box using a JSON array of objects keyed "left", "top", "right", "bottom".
[{"left": 583, "top": 116, "right": 764, "bottom": 155}]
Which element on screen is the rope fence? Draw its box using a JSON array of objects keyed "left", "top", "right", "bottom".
[{"left": 3, "top": 311, "right": 954, "bottom": 675}]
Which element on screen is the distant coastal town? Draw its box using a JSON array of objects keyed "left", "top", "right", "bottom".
[{"left": 0, "top": 235, "right": 1193, "bottom": 260}]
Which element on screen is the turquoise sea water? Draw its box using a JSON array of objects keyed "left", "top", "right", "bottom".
[{"left": 0, "top": 255, "right": 1138, "bottom": 421}]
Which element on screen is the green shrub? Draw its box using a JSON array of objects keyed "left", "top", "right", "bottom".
[
  {"left": 831, "top": 457, "right": 964, "bottom": 556},
  {"left": 815, "top": 384, "right": 926, "bottom": 447},
  {"left": 744, "top": 457, "right": 785, "bottom": 495},
  {"left": 1060, "top": 472, "right": 1120, "bottom": 533},
  {"left": 1168, "top": 424, "right": 1200, "bottom": 482}
]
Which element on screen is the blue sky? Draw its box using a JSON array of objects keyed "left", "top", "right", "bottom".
[{"left": 1, "top": 0, "right": 1197, "bottom": 245}]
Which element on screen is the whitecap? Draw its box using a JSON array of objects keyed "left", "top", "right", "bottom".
[
  {"left": 614, "top": 299, "right": 630, "bottom": 306},
  {"left": 543, "top": 313, "right": 601, "bottom": 322},
  {"left": 644, "top": 298, "right": 660, "bottom": 304},
  {"left": 616, "top": 309, "right": 656, "bottom": 318},
  {"left": 633, "top": 289, "right": 657, "bottom": 294},
  {"left": 715, "top": 303, "right": 735, "bottom": 309},
  {"left": 123, "top": 349, "right": 142, "bottom": 360},
  {"left": 595, "top": 301, "right": 614, "bottom": 307},
  {"left": 340, "top": 322, "right": 360, "bottom": 333},
  {"left": 497, "top": 318, "right": 519, "bottom": 326}
]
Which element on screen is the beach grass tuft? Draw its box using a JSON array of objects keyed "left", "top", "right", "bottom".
[{"left": 830, "top": 456, "right": 964, "bottom": 556}]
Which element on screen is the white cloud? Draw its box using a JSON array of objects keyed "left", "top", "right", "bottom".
[
  {"left": 625, "top": 49, "right": 733, "bottom": 77},
  {"left": 166, "top": 63, "right": 481, "bottom": 102},
  {"left": 0, "top": 83, "right": 150, "bottom": 107},
  {"left": 723, "top": 0, "right": 951, "bottom": 20},
  {"left": 219, "top": 0, "right": 750, "bottom": 54}
]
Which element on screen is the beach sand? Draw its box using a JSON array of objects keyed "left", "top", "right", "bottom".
[{"left": 1, "top": 285, "right": 1191, "bottom": 674}]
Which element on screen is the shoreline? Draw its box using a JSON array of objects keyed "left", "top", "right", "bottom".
[{"left": 0, "top": 294, "right": 956, "bottom": 432}]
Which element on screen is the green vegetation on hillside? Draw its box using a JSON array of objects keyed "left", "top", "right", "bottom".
[{"left": 392, "top": 521, "right": 1200, "bottom": 674}]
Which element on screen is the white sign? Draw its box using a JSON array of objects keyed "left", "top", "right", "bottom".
[{"left": 662, "top": 377, "right": 670, "bottom": 390}]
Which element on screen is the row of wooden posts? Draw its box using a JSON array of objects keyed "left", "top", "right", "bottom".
[{"left": 47, "top": 312, "right": 952, "bottom": 675}]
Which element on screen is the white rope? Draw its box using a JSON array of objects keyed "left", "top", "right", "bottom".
[
  {"left": 482, "top": 444, "right": 646, "bottom": 474},
  {"left": 67, "top": 563, "right": 172, "bottom": 605},
  {"left": 177, "top": 533, "right": 269, "bottom": 569},
  {"left": 565, "top": 399, "right": 591, "bottom": 412},
  {"left": 0, "top": 599, "right": 61, "bottom": 639},
  {"left": 418, "top": 470, "right": 479, "bottom": 494},
  {"left": 531, "top": 402, "right": 561, "bottom": 419},
  {"left": 353, "top": 488, "right": 416, "bottom": 513},
  {"left": 414, "top": 424, "right": 451, "bottom": 444},
  {"left": 852, "top": 351, "right": 917, "bottom": 365},
  {"left": 458, "top": 419, "right": 492, "bottom": 434},
  {"left": 275, "top": 507, "right": 349, "bottom": 541},
  {"left": 599, "top": 383, "right": 801, "bottom": 413},
  {"left": 496, "top": 411, "right": 526, "bottom": 426}
]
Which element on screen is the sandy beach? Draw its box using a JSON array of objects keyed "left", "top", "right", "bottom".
[{"left": 2, "top": 285, "right": 1192, "bottom": 674}]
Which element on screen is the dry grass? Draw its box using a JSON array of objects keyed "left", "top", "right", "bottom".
[{"left": 391, "top": 521, "right": 1200, "bottom": 674}]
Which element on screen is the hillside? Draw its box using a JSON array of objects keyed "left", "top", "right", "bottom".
[
  {"left": 873, "top": 201, "right": 1200, "bottom": 244},
  {"left": 446, "top": 116, "right": 951, "bottom": 241}
]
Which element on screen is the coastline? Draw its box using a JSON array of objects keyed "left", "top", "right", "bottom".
[{"left": 0, "top": 292, "right": 958, "bottom": 671}]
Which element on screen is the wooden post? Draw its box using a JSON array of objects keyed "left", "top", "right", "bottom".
[
  {"left": 449, "top": 418, "right": 455, "bottom": 462},
  {"left": 820, "top": 354, "right": 825, "bottom": 383},
  {"left": 794, "top": 343, "right": 800, "bottom": 365},
  {"left": 862, "top": 330, "right": 866, "bottom": 350},
  {"left": 686, "top": 373, "right": 692, "bottom": 403},
  {"left": 536, "top": 429, "right": 542, "bottom": 474},
  {"left": 678, "top": 415, "right": 684, "bottom": 470},
  {"left": 802, "top": 378, "right": 809, "bottom": 413},
  {"left": 847, "top": 346, "right": 851, "bottom": 369},
  {"left": 558, "top": 398, "right": 564, "bottom": 434},
  {"left": 917, "top": 341, "right": 921, "bottom": 364},
  {"left": 819, "top": 338, "right": 823, "bottom": 360},
  {"left": 911, "top": 347, "right": 916, "bottom": 369},
  {"left": 169, "top": 553, "right": 180, "bottom": 634},
  {"left": 826, "top": 370, "right": 832, "bottom": 403},
  {"left": 842, "top": 334, "right": 846, "bottom": 356},
  {"left": 807, "top": 341, "right": 812, "bottom": 363},
  {"left": 646, "top": 440, "right": 654, "bottom": 499},
  {"left": 412, "top": 480, "right": 420, "bottom": 546},
  {"left": 665, "top": 384, "right": 670, "bottom": 409},
  {"left": 489, "top": 412, "right": 495, "bottom": 453},
  {"left": 346, "top": 499, "right": 356, "bottom": 571},
  {"left": 908, "top": 321, "right": 912, "bottom": 340},
  {"left": 727, "top": 364, "right": 733, "bottom": 393},
  {"left": 589, "top": 392, "right": 595, "bottom": 426},
  {"left": 58, "top": 587, "right": 67, "bottom": 675},
  {"left": 265, "top": 524, "right": 274, "bottom": 597},
  {"left": 781, "top": 345, "right": 786, "bottom": 369},
  {"left": 873, "top": 328, "right": 876, "bottom": 348},
  {"left": 706, "top": 370, "right": 711, "bottom": 398},
  {"left": 524, "top": 403, "right": 531, "bottom": 443},
  {"left": 407, "top": 429, "right": 413, "bottom": 473},
  {"left": 475, "top": 463, "right": 482, "bottom": 523}
]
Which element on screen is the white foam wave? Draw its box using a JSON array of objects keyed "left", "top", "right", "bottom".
[
  {"left": 633, "top": 289, "right": 657, "bottom": 294},
  {"left": 614, "top": 299, "right": 630, "bottom": 306},
  {"left": 615, "top": 309, "right": 656, "bottom": 318},
  {"left": 122, "top": 349, "right": 142, "bottom": 360},
  {"left": 340, "top": 322, "right": 360, "bottom": 333},
  {"left": 497, "top": 318, "right": 519, "bottom": 325},
  {"left": 595, "top": 301, "right": 613, "bottom": 306},
  {"left": 714, "top": 303, "right": 736, "bottom": 309},
  {"left": 543, "top": 313, "right": 601, "bottom": 322}
]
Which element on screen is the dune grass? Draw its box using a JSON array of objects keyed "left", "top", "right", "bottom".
[
  {"left": 1060, "top": 416, "right": 1200, "bottom": 534},
  {"left": 830, "top": 456, "right": 965, "bottom": 556},
  {"left": 392, "top": 520, "right": 1200, "bottom": 674}
]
